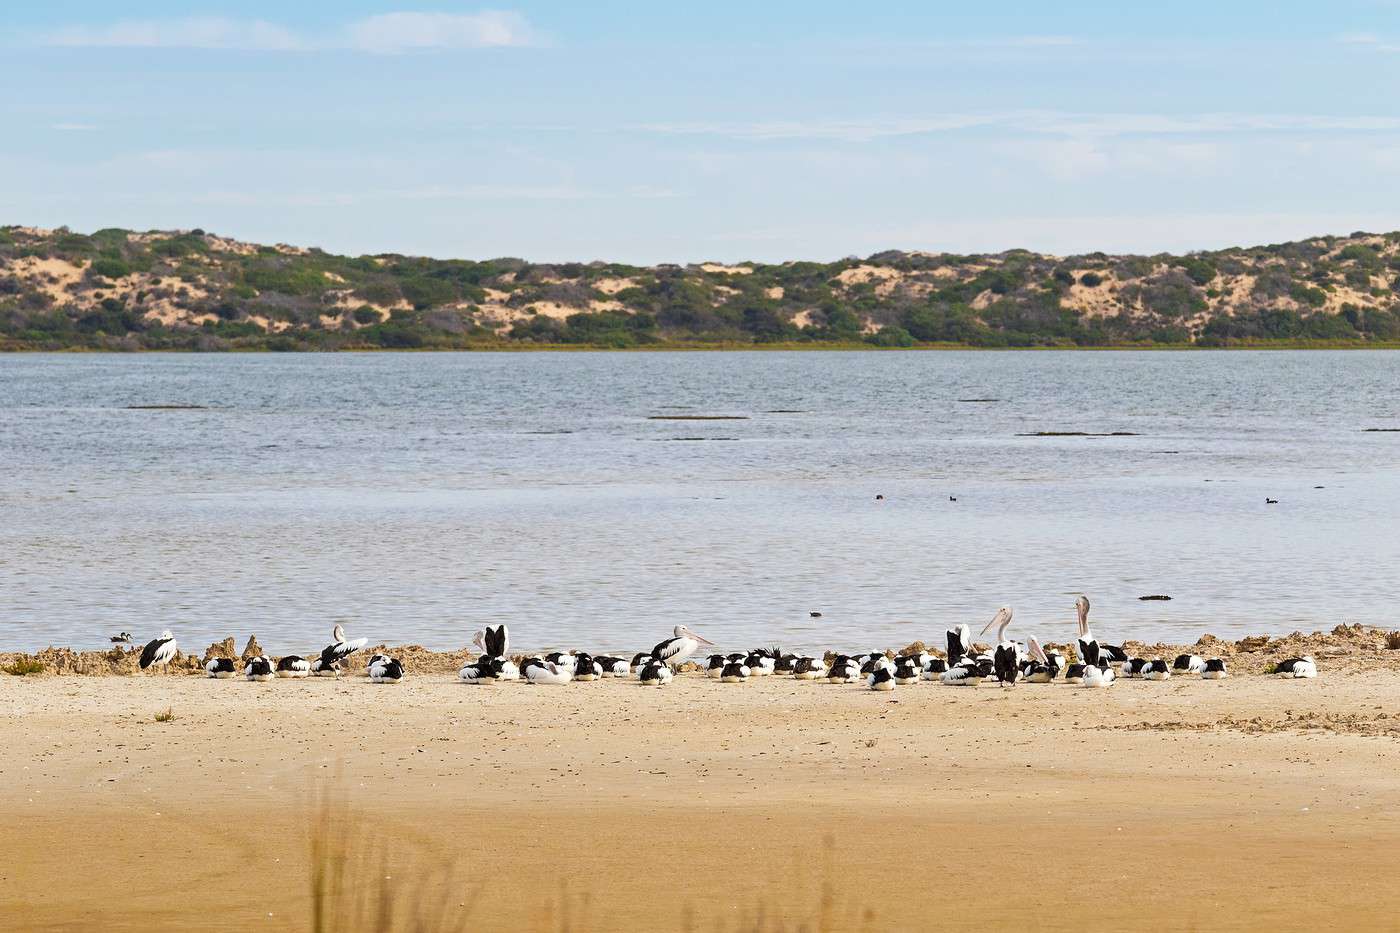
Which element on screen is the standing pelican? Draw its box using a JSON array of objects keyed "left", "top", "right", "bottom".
[
  {"left": 1074, "top": 596, "right": 1127, "bottom": 665},
  {"left": 139, "top": 631, "right": 178, "bottom": 671},
  {"left": 946, "top": 623, "right": 972, "bottom": 664},
  {"left": 319, "top": 624, "right": 368, "bottom": 673},
  {"left": 651, "top": 625, "right": 715, "bottom": 669},
  {"left": 980, "top": 606, "right": 1018, "bottom": 686}
]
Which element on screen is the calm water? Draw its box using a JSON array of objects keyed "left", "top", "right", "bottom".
[{"left": 2, "top": 350, "right": 1398, "bottom": 655}]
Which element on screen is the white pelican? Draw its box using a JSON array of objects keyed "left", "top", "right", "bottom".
[
  {"left": 939, "top": 661, "right": 982, "bottom": 687},
  {"left": 792, "top": 657, "right": 826, "bottom": 680},
  {"left": 867, "top": 667, "right": 895, "bottom": 691},
  {"left": 1020, "top": 637, "right": 1058, "bottom": 683},
  {"left": 245, "top": 657, "right": 275, "bottom": 682},
  {"left": 825, "top": 656, "right": 860, "bottom": 684},
  {"left": 139, "top": 631, "right": 178, "bottom": 671},
  {"left": 860, "top": 654, "right": 894, "bottom": 676},
  {"left": 1271, "top": 656, "right": 1317, "bottom": 678},
  {"left": 980, "top": 606, "right": 1019, "bottom": 686},
  {"left": 1074, "top": 596, "right": 1127, "bottom": 666},
  {"left": 1173, "top": 654, "right": 1207, "bottom": 674},
  {"left": 1141, "top": 659, "right": 1171, "bottom": 681},
  {"left": 631, "top": 652, "right": 656, "bottom": 676},
  {"left": 204, "top": 657, "right": 236, "bottom": 679},
  {"left": 639, "top": 659, "right": 673, "bottom": 686},
  {"left": 773, "top": 653, "right": 800, "bottom": 675},
  {"left": 1201, "top": 658, "right": 1229, "bottom": 679},
  {"left": 946, "top": 623, "right": 972, "bottom": 664},
  {"left": 368, "top": 655, "right": 404, "bottom": 683},
  {"left": 720, "top": 659, "right": 750, "bottom": 683},
  {"left": 746, "top": 651, "right": 776, "bottom": 676},
  {"left": 276, "top": 656, "right": 311, "bottom": 678},
  {"left": 1082, "top": 660, "right": 1116, "bottom": 688},
  {"left": 523, "top": 658, "right": 572, "bottom": 684},
  {"left": 573, "top": 653, "right": 603, "bottom": 682},
  {"left": 650, "top": 625, "right": 715, "bottom": 668},
  {"left": 319, "top": 624, "right": 368, "bottom": 673},
  {"left": 545, "top": 650, "right": 575, "bottom": 669}
]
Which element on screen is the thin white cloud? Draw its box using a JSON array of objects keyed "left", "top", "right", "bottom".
[
  {"left": 1337, "top": 32, "right": 1400, "bottom": 52},
  {"left": 51, "top": 122, "right": 97, "bottom": 132},
  {"left": 640, "top": 111, "right": 1400, "bottom": 142},
  {"left": 37, "top": 11, "right": 536, "bottom": 53}
]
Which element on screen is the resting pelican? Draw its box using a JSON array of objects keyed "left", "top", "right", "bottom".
[
  {"left": 893, "top": 657, "right": 921, "bottom": 685},
  {"left": 826, "top": 655, "right": 860, "bottom": 684},
  {"left": 596, "top": 656, "right": 631, "bottom": 677},
  {"left": 1082, "top": 660, "right": 1116, "bottom": 688},
  {"left": 319, "top": 624, "right": 368, "bottom": 673},
  {"left": 651, "top": 626, "right": 715, "bottom": 668},
  {"left": 1122, "top": 658, "right": 1149, "bottom": 679},
  {"left": 639, "top": 659, "right": 673, "bottom": 686},
  {"left": 1021, "top": 637, "right": 1059, "bottom": 683},
  {"left": 792, "top": 657, "right": 826, "bottom": 680},
  {"left": 459, "top": 656, "right": 503, "bottom": 684},
  {"left": 980, "top": 606, "right": 1018, "bottom": 686},
  {"left": 139, "top": 631, "right": 178, "bottom": 671},
  {"left": 204, "top": 657, "right": 236, "bottom": 679},
  {"left": 367, "top": 654, "right": 404, "bottom": 683},
  {"left": 523, "top": 658, "right": 573, "bottom": 684},
  {"left": 1173, "top": 654, "right": 1207, "bottom": 674},
  {"left": 720, "top": 659, "right": 751, "bottom": 683},
  {"left": 1271, "top": 656, "right": 1317, "bottom": 679},
  {"left": 244, "top": 657, "right": 275, "bottom": 682},
  {"left": 867, "top": 667, "right": 895, "bottom": 691},
  {"left": 1201, "top": 658, "right": 1229, "bottom": 679},
  {"left": 921, "top": 657, "right": 949, "bottom": 680},
  {"left": 276, "top": 656, "right": 311, "bottom": 678},
  {"left": 1141, "top": 658, "right": 1171, "bottom": 681}
]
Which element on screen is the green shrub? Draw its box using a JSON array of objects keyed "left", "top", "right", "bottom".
[
  {"left": 90, "top": 257, "right": 132, "bottom": 280},
  {"left": 2, "top": 657, "right": 44, "bottom": 675}
]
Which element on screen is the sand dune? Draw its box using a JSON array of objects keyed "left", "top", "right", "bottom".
[{"left": 3, "top": 668, "right": 1399, "bottom": 931}]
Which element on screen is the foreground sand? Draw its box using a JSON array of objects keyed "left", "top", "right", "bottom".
[{"left": 3, "top": 670, "right": 1399, "bottom": 932}]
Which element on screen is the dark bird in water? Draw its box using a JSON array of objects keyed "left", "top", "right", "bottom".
[
  {"left": 110, "top": 632, "right": 134, "bottom": 644},
  {"left": 1265, "top": 498, "right": 1279, "bottom": 504},
  {"left": 949, "top": 496, "right": 957, "bottom": 502},
  {"left": 875, "top": 494, "right": 885, "bottom": 501},
  {"left": 809, "top": 611, "right": 823, "bottom": 618}
]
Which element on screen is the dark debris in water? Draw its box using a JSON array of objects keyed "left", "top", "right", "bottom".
[
  {"left": 1363, "top": 428, "right": 1400, "bottom": 432},
  {"left": 648, "top": 415, "right": 749, "bottom": 421},
  {"left": 956, "top": 398, "right": 1001, "bottom": 403},
  {"left": 125, "top": 404, "right": 209, "bottom": 410},
  {"left": 1139, "top": 595, "right": 1173, "bottom": 601},
  {"left": 1017, "top": 431, "right": 1139, "bottom": 437}
]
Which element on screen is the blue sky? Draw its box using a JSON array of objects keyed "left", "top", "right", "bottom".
[{"left": 5, "top": 2, "right": 1400, "bottom": 263}]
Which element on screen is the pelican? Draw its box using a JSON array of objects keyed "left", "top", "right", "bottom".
[
  {"left": 573, "top": 653, "right": 603, "bottom": 682},
  {"left": 792, "top": 657, "right": 827, "bottom": 680},
  {"left": 1173, "top": 654, "right": 1207, "bottom": 674},
  {"left": 1063, "top": 663, "right": 1087, "bottom": 685},
  {"left": 867, "top": 667, "right": 895, "bottom": 691},
  {"left": 310, "top": 657, "right": 341, "bottom": 677},
  {"left": 368, "top": 654, "right": 404, "bottom": 683},
  {"left": 939, "top": 660, "right": 982, "bottom": 687},
  {"left": 893, "top": 657, "right": 921, "bottom": 685},
  {"left": 860, "top": 654, "right": 894, "bottom": 676},
  {"left": 826, "top": 655, "right": 860, "bottom": 684},
  {"left": 639, "top": 659, "right": 673, "bottom": 686},
  {"left": 1074, "top": 596, "right": 1127, "bottom": 665},
  {"left": 705, "top": 654, "right": 727, "bottom": 678},
  {"left": 319, "top": 624, "right": 368, "bottom": 674},
  {"left": 1122, "top": 658, "right": 1149, "bottom": 679},
  {"left": 472, "top": 625, "right": 519, "bottom": 679},
  {"left": 459, "top": 656, "right": 503, "bottom": 684},
  {"left": 1021, "top": 637, "right": 1059, "bottom": 683},
  {"left": 110, "top": 632, "right": 134, "bottom": 644},
  {"left": 746, "top": 650, "right": 777, "bottom": 676},
  {"left": 245, "top": 657, "right": 275, "bottom": 682},
  {"left": 651, "top": 626, "right": 715, "bottom": 668},
  {"left": 276, "top": 656, "right": 310, "bottom": 678},
  {"left": 1082, "top": 660, "right": 1116, "bottom": 688},
  {"left": 921, "top": 657, "right": 949, "bottom": 680},
  {"left": 597, "top": 656, "right": 631, "bottom": 677},
  {"left": 1271, "top": 656, "right": 1317, "bottom": 679},
  {"left": 545, "top": 650, "right": 575, "bottom": 669},
  {"left": 1201, "top": 658, "right": 1229, "bottom": 679},
  {"left": 946, "top": 623, "right": 972, "bottom": 664},
  {"left": 773, "top": 653, "right": 800, "bottom": 675},
  {"left": 1142, "top": 659, "right": 1171, "bottom": 681},
  {"left": 523, "top": 658, "right": 573, "bottom": 684},
  {"left": 980, "top": 606, "right": 1018, "bottom": 686},
  {"left": 139, "top": 631, "right": 178, "bottom": 671},
  {"left": 631, "top": 652, "right": 656, "bottom": 675},
  {"left": 204, "top": 657, "right": 236, "bottom": 679},
  {"left": 720, "top": 659, "right": 751, "bottom": 683}
]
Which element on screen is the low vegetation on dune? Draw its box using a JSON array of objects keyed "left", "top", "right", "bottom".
[{"left": 3, "top": 224, "right": 1400, "bottom": 350}]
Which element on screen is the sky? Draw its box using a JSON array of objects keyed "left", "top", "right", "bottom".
[{"left": 6, "top": 2, "right": 1400, "bottom": 263}]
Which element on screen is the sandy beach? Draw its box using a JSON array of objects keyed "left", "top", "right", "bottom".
[{"left": 3, "top": 658, "right": 1399, "bottom": 932}]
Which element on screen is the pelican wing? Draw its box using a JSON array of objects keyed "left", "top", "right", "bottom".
[
  {"left": 139, "top": 637, "right": 172, "bottom": 669},
  {"left": 651, "top": 637, "right": 683, "bottom": 661}
]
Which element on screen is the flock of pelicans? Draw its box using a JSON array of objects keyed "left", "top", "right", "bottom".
[{"left": 121, "top": 597, "right": 1321, "bottom": 688}]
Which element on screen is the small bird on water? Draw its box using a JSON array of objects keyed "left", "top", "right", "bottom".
[{"left": 1266, "top": 498, "right": 1279, "bottom": 504}]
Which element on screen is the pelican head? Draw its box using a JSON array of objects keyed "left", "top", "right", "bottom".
[
  {"left": 1075, "top": 596, "right": 1090, "bottom": 625},
  {"left": 472, "top": 630, "right": 487, "bottom": 652},
  {"left": 979, "top": 606, "right": 1013, "bottom": 639},
  {"left": 160, "top": 629, "right": 173, "bottom": 639},
  {"left": 675, "top": 625, "right": 715, "bottom": 646},
  {"left": 332, "top": 623, "right": 347, "bottom": 643}
]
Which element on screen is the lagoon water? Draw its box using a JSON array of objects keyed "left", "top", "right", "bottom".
[{"left": 2, "top": 350, "right": 1398, "bottom": 655}]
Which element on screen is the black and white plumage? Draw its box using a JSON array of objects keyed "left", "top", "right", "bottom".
[
  {"left": 860, "top": 654, "right": 894, "bottom": 676},
  {"left": 939, "top": 661, "right": 983, "bottom": 687},
  {"left": 1020, "top": 637, "right": 1059, "bottom": 683},
  {"left": 275, "top": 655, "right": 311, "bottom": 678},
  {"left": 867, "top": 667, "right": 895, "bottom": 691},
  {"left": 367, "top": 654, "right": 404, "bottom": 683},
  {"left": 471, "top": 626, "right": 520, "bottom": 680},
  {"left": 1272, "top": 656, "right": 1317, "bottom": 679},
  {"left": 920, "top": 657, "right": 949, "bottom": 680},
  {"left": 110, "top": 632, "right": 134, "bottom": 644},
  {"left": 572, "top": 652, "right": 603, "bottom": 681},
  {"left": 631, "top": 652, "right": 655, "bottom": 675},
  {"left": 825, "top": 655, "right": 860, "bottom": 684},
  {"left": 746, "top": 650, "right": 777, "bottom": 676},
  {"left": 773, "top": 653, "right": 800, "bottom": 675},
  {"left": 650, "top": 625, "right": 715, "bottom": 668},
  {"left": 946, "top": 623, "right": 972, "bottom": 665},
  {"left": 545, "top": 650, "right": 575, "bottom": 669},
  {"left": 720, "top": 660, "right": 751, "bottom": 683},
  {"left": 1063, "top": 663, "right": 1087, "bottom": 685},
  {"left": 639, "top": 659, "right": 673, "bottom": 686},
  {"left": 705, "top": 654, "right": 728, "bottom": 678},
  {"left": 139, "top": 631, "right": 178, "bottom": 671},
  {"left": 791, "top": 657, "right": 827, "bottom": 680},
  {"left": 1201, "top": 658, "right": 1229, "bottom": 679},
  {"left": 980, "top": 606, "right": 1019, "bottom": 687},
  {"left": 204, "top": 657, "right": 236, "bottom": 679},
  {"left": 1082, "top": 660, "right": 1116, "bottom": 688},
  {"left": 459, "top": 656, "right": 504, "bottom": 684},
  {"left": 319, "top": 624, "right": 368, "bottom": 674},
  {"left": 893, "top": 658, "right": 921, "bottom": 685},
  {"left": 1173, "top": 654, "right": 1207, "bottom": 674},
  {"left": 597, "top": 656, "right": 631, "bottom": 677},
  {"left": 523, "top": 658, "right": 573, "bottom": 684},
  {"left": 310, "top": 656, "right": 341, "bottom": 677},
  {"left": 1141, "top": 658, "right": 1171, "bottom": 681},
  {"left": 1122, "top": 658, "right": 1149, "bottom": 679},
  {"left": 244, "top": 656, "right": 275, "bottom": 682}
]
